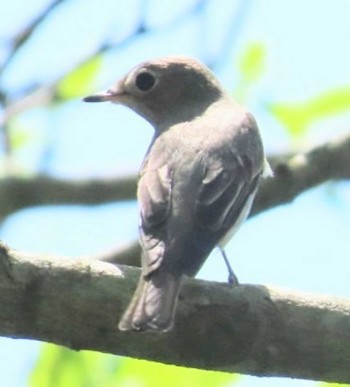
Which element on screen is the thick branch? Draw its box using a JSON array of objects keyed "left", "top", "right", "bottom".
[
  {"left": 0, "top": 243, "right": 349, "bottom": 383},
  {"left": 98, "top": 241, "right": 141, "bottom": 267}
]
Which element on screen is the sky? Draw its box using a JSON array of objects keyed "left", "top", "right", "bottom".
[{"left": 1, "top": 1, "right": 350, "bottom": 386}]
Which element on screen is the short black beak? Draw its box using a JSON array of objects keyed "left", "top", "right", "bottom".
[{"left": 83, "top": 89, "right": 117, "bottom": 103}]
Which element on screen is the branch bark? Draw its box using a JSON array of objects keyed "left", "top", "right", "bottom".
[
  {"left": 1, "top": 243, "right": 349, "bottom": 383},
  {"left": 1, "top": 133, "right": 349, "bottom": 265},
  {"left": 0, "top": 175, "right": 136, "bottom": 219},
  {"left": 0, "top": 132, "right": 349, "bottom": 221},
  {"left": 251, "top": 132, "right": 350, "bottom": 216}
]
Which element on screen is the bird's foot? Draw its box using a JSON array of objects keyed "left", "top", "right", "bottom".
[
  {"left": 228, "top": 272, "right": 239, "bottom": 287},
  {"left": 219, "top": 246, "right": 240, "bottom": 287}
]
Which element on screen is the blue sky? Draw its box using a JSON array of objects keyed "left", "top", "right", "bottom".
[{"left": 1, "top": 1, "right": 350, "bottom": 386}]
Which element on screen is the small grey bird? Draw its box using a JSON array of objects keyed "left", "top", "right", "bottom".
[{"left": 84, "top": 56, "right": 269, "bottom": 332}]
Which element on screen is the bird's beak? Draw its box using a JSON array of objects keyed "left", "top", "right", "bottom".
[{"left": 83, "top": 85, "right": 124, "bottom": 103}]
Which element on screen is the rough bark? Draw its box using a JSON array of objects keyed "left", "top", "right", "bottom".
[{"left": 1, "top": 243, "right": 349, "bottom": 384}]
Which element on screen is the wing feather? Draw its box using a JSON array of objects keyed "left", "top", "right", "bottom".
[
  {"left": 138, "top": 163, "right": 172, "bottom": 275},
  {"left": 195, "top": 153, "right": 260, "bottom": 235}
]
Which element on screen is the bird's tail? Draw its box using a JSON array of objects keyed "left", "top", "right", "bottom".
[{"left": 118, "top": 270, "right": 182, "bottom": 332}]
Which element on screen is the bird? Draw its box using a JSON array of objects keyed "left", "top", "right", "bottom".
[{"left": 84, "top": 56, "right": 270, "bottom": 332}]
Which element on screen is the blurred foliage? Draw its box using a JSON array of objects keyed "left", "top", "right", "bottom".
[
  {"left": 320, "top": 383, "right": 350, "bottom": 387},
  {"left": 116, "top": 357, "right": 237, "bottom": 387},
  {"left": 236, "top": 43, "right": 350, "bottom": 141},
  {"left": 269, "top": 86, "right": 350, "bottom": 139},
  {"left": 235, "top": 41, "right": 266, "bottom": 102},
  {"left": 29, "top": 344, "right": 238, "bottom": 387},
  {"left": 238, "top": 42, "right": 266, "bottom": 84},
  {"left": 8, "top": 123, "right": 33, "bottom": 150},
  {"left": 57, "top": 55, "right": 102, "bottom": 100},
  {"left": 29, "top": 344, "right": 120, "bottom": 387}
]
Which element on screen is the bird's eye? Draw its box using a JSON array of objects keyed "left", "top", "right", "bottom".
[{"left": 135, "top": 72, "right": 156, "bottom": 92}]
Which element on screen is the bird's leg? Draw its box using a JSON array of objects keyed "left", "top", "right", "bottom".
[{"left": 219, "top": 247, "right": 239, "bottom": 286}]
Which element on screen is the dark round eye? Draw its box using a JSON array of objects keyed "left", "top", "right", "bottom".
[{"left": 135, "top": 72, "right": 156, "bottom": 92}]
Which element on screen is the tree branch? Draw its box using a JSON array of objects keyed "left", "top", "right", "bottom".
[
  {"left": 96, "top": 241, "right": 141, "bottom": 267},
  {"left": 1, "top": 0, "right": 209, "bottom": 125},
  {"left": 0, "top": 133, "right": 349, "bottom": 220},
  {"left": 101, "top": 132, "right": 350, "bottom": 266},
  {"left": 0, "top": 175, "right": 136, "bottom": 219},
  {"left": 1, "top": 133, "right": 348, "bottom": 265},
  {"left": 251, "top": 132, "right": 350, "bottom": 216},
  {"left": 0, "top": 0, "right": 66, "bottom": 76},
  {"left": 0, "top": 242, "right": 349, "bottom": 383}
]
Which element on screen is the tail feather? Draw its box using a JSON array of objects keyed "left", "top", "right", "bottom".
[{"left": 118, "top": 270, "right": 182, "bottom": 332}]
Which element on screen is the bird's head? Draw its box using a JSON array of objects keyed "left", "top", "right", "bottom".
[{"left": 84, "top": 56, "right": 224, "bottom": 130}]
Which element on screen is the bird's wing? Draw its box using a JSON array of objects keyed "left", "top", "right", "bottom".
[
  {"left": 195, "top": 110, "right": 264, "bottom": 236},
  {"left": 138, "top": 153, "right": 172, "bottom": 276},
  {"left": 195, "top": 151, "right": 261, "bottom": 236},
  {"left": 138, "top": 164, "right": 172, "bottom": 227}
]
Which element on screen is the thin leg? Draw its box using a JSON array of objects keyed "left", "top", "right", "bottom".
[{"left": 219, "top": 247, "right": 239, "bottom": 286}]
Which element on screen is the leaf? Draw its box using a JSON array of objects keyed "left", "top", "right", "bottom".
[
  {"left": 30, "top": 345, "right": 237, "bottom": 387},
  {"left": 9, "top": 126, "right": 33, "bottom": 150},
  {"left": 238, "top": 42, "right": 266, "bottom": 84},
  {"left": 269, "top": 86, "right": 350, "bottom": 138},
  {"left": 115, "top": 358, "right": 238, "bottom": 387},
  {"left": 29, "top": 344, "right": 120, "bottom": 387},
  {"left": 57, "top": 55, "right": 102, "bottom": 99},
  {"left": 234, "top": 42, "right": 267, "bottom": 102}
]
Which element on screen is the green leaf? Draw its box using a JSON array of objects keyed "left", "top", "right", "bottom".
[
  {"left": 238, "top": 42, "right": 266, "bottom": 84},
  {"left": 234, "top": 42, "right": 267, "bottom": 102},
  {"left": 269, "top": 86, "right": 350, "bottom": 138},
  {"left": 57, "top": 55, "right": 102, "bottom": 99},
  {"left": 115, "top": 358, "right": 238, "bottom": 387},
  {"left": 9, "top": 126, "right": 33, "bottom": 150},
  {"left": 30, "top": 345, "right": 237, "bottom": 387},
  {"left": 29, "top": 345, "right": 120, "bottom": 387}
]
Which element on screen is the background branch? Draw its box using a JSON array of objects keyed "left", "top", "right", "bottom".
[
  {"left": 251, "top": 132, "right": 350, "bottom": 216},
  {"left": 0, "top": 132, "right": 349, "bottom": 265},
  {"left": 0, "top": 132, "right": 349, "bottom": 220},
  {"left": 0, "top": 0, "right": 66, "bottom": 76},
  {"left": 1, "top": 0, "right": 211, "bottom": 127},
  {"left": 0, "top": 243, "right": 349, "bottom": 384},
  {"left": 0, "top": 175, "right": 136, "bottom": 219}
]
